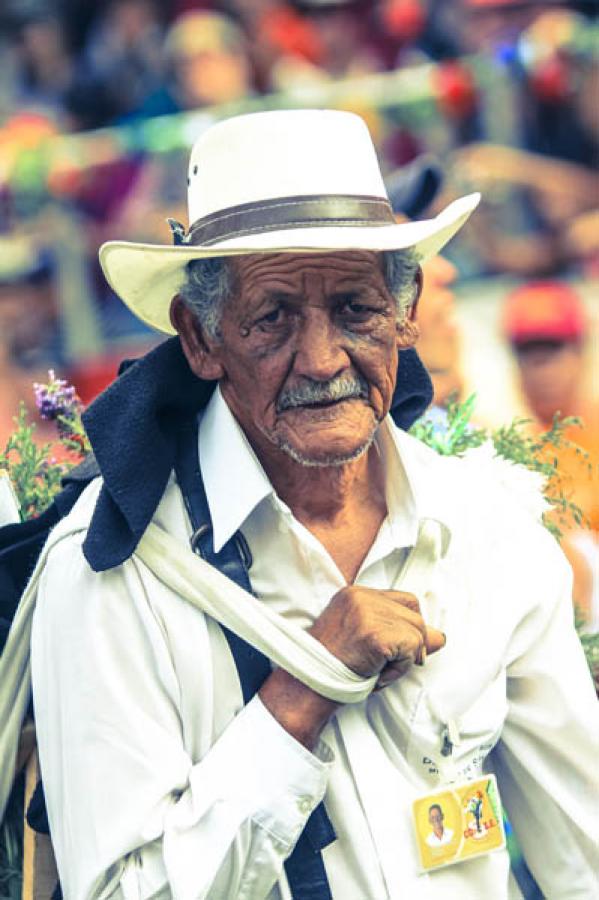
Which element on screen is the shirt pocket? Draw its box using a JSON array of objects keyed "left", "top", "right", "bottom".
[{"left": 406, "top": 668, "right": 508, "bottom": 786}]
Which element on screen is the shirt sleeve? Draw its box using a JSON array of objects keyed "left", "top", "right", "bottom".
[
  {"left": 491, "top": 530, "right": 599, "bottom": 900},
  {"left": 31, "top": 532, "right": 333, "bottom": 900}
]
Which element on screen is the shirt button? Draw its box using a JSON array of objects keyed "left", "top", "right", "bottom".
[{"left": 297, "top": 796, "right": 313, "bottom": 815}]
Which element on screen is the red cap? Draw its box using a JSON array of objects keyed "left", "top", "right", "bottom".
[{"left": 502, "top": 281, "right": 587, "bottom": 343}]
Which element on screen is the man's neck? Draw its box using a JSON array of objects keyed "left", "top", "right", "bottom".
[
  {"left": 252, "top": 438, "right": 388, "bottom": 583},
  {"left": 258, "top": 438, "right": 384, "bottom": 520}
]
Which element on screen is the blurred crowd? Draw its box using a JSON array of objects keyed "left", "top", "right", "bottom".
[
  {"left": 0, "top": 1, "right": 597, "bottom": 627},
  {"left": 1, "top": 1, "right": 597, "bottom": 279},
  {"left": 0, "top": 1, "right": 597, "bottom": 149}
]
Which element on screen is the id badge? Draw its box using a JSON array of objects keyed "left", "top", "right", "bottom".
[{"left": 412, "top": 774, "right": 506, "bottom": 872}]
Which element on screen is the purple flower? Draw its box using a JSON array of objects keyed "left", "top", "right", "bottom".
[{"left": 33, "top": 370, "right": 81, "bottom": 426}]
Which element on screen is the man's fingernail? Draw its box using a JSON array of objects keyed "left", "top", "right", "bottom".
[
  {"left": 417, "top": 645, "right": 427, "bottom": 667},
  {"left": 441, "top": 632, "right": 447, "bottom": 647}
]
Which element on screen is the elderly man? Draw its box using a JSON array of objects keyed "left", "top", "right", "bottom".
[{"left": 25, "top": 111, "right": 598, "bottom": 899}]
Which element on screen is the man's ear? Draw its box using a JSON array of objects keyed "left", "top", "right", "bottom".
[
  {"left": 170, "top": 296, "right": 225, "bottom": 381},
  {"left": 396, "top": 266, "right": 422, "bottom": 349},
  {"left": 409, "top": 265, "right": 423, "bottom": 321}
]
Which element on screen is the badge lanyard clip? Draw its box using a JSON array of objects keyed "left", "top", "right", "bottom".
[{"left": 429, "top": 694, "right": 461, "bottom": 785}]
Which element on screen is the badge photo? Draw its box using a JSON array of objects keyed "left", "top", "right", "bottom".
[{"left": 412, "top": 775, "right": 506, "bottom": 872}]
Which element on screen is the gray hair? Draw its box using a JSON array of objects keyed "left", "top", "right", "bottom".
[{"left": 178, "top": 249, "right": 420, "bottom": 341}]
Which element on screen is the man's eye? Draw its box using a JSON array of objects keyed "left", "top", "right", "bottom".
[
  {"left": 257, "top": 307, "right": 283, "bottom": 327},
  {"left": 340, "top": 298, "right": 376, "bottom": 317}
]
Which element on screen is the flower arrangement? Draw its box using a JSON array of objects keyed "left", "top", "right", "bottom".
[{"left": 0, "top": 371, "right": 90, "bottom": 522}]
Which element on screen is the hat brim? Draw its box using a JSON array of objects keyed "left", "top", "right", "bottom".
[{"left": 99, "top": 192, "right": 480, "bottom": 335}]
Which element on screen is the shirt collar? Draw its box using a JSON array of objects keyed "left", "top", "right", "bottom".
[
  {"left": 199, "top": 385, "right": 273, "bottom": 553},
  {"left": 384, "top": 424, "right": 455, "bottom": 549},
  {"left": 199, "top": 386, "right": 452, "bottom": 553}
]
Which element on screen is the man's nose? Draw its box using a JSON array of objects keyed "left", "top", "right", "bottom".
[{"left": 292, "top": 309, "right": 350, "bottom": 381}]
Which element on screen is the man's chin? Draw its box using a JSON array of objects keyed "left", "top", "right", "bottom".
[
  {"left": 262, "top": 401, "right": 381, "bottom": 467},
  {"left": 274, "top": 430, "right": 378, "bottom": 468}
]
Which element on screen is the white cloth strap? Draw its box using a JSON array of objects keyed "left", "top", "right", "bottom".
[
  {"left": 138, "top": 522, "right": 378, "bottom": 703},
  {"left": 0, "top": 516, "right": 447, "bottom": 822}
]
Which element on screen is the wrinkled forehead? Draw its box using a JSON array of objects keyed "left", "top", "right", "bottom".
[{"left": 232, "top": 250, "right": 386, "bottom": 290}]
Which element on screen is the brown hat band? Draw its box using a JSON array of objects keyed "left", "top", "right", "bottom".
[{"left": 180, "top": 194, "right": 396, "bottom": 247}]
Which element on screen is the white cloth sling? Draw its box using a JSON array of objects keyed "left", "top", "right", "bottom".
[{"left": 0, "top": 515, "right": 447, "bottom": 823}]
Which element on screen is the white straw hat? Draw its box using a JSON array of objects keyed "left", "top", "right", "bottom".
[{"left": 99, "top": 109, "right": 480, "bottom": 335}]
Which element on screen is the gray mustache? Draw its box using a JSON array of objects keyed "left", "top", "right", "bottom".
[{"left": 277, "top": 373, "right": 369, "bottom": 412}]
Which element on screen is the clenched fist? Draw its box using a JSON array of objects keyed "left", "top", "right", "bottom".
[
  {"left": 310, "top": 585, "right": 445, "bottom": 689},
  {"left": 260, "top": 586, "right": 446, "bottom": 749}
]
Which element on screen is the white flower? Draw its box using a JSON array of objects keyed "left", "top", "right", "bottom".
[{"left": 461, "top": 441, "right": 551, "bottom": 522}]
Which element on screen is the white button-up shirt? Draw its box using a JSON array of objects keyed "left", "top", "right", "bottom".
[{"left": 31, "top": 387, "right": 599, "bottom": 900}]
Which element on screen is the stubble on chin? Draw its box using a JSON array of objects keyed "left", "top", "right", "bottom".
[{"left": 271, "top": 416, "right": 380, "bottom": 468}]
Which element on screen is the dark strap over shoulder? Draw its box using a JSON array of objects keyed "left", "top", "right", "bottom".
[{"left": 174, "top": 419, "right": 335, "bottom": 900}]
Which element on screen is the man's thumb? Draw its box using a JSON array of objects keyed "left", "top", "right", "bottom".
[{"left": 426, "top": 627, "right": 447, "bottom": 655}]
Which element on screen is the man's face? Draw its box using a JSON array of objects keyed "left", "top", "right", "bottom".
[
  {"left": 176, "top": 50, "right": 250, "bottom": 107},
  {"left": 181, "top": 250, "right": 418, "bottom": 467},
  {"left": 514, "top": 340, "right": 584, "bottom": 424},
  {"left": 429, "top": 806, "right": 444, "bottom": 834},
  {"left": 417, "top": 254, "right": 461, "bottom": 405}
]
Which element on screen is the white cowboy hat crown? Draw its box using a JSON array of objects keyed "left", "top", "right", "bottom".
[{"left": 99, "top": 109, "right": 480, "bottom": 335}]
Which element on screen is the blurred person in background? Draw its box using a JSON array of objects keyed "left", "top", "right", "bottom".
[
  {"left": 3, "top": 0, "right": 75, "bottom": 126},
  {"left": 446, "top": 1, "right": 598, "bottom": 278},
  {"left": 72, "top": 0, "right": 167, "bottom": 126},
  {"left": 0, "top": 233, "right": 61, "bottom": 446},
  {"left": 461, "top": 0, "right": 550, "bottom": 59},
  {"left": 304, "top": 2, "right": 384, "bottom": 79},
  {"left": 450, "top": 143, "right": 599, "bottom": 276},
  {"left": 514, "top": 7, "right": 598, "bottom": 168},
  {"left": 225, "top": 0, "right": 327, "bottom": 92},
  {"left": 503, "top": 280, "right": 599, "bottom": 629},
  {"left": 388, "top": 155, "right": 465, "bottom": 407},
  {"left": 416, "top": 253, "right": 463, "bottom": 407},
  {"left": 127, "top": 9, "right": 253, "bottom": 119},
  {"left": 373, "top": 0, "right": 464, "bottom": 69},
  {"left": 93, "top": 8, "right": 255, "bottom": 316}
]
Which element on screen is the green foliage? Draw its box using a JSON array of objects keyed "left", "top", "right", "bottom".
[
  {"left": 0, "top": 404, "right": 68, "bottom": 520},
  {"left": 411, "top": 396, "right": 589, "bottom": 539},
  {"left": 579, "top": 632, "right": 599, "bottom": 689},
  {"left": 492, "top": 412, "right": 589, "bottom": 538},
  {"left": 575, "top": 610, "right": 599, "bottom": 695},
  {"left": 0, "top": 372, "right": 90, "bottom": 520},
  {"left": 56, "top": 412, "right": 91, "bottom": 457},
  {"left": 411, "top": 395, "right": 596, "bottom": 686},
  {"left": 410, "top": 394, "right": 488, "bottom": 456}
]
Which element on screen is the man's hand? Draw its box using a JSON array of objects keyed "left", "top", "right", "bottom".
[
  {"left": 259, "top": 587, "right": 445, "bottom": 750},
  {"left": 309, "top": 586, "right": 446, "bottom": 688}
]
